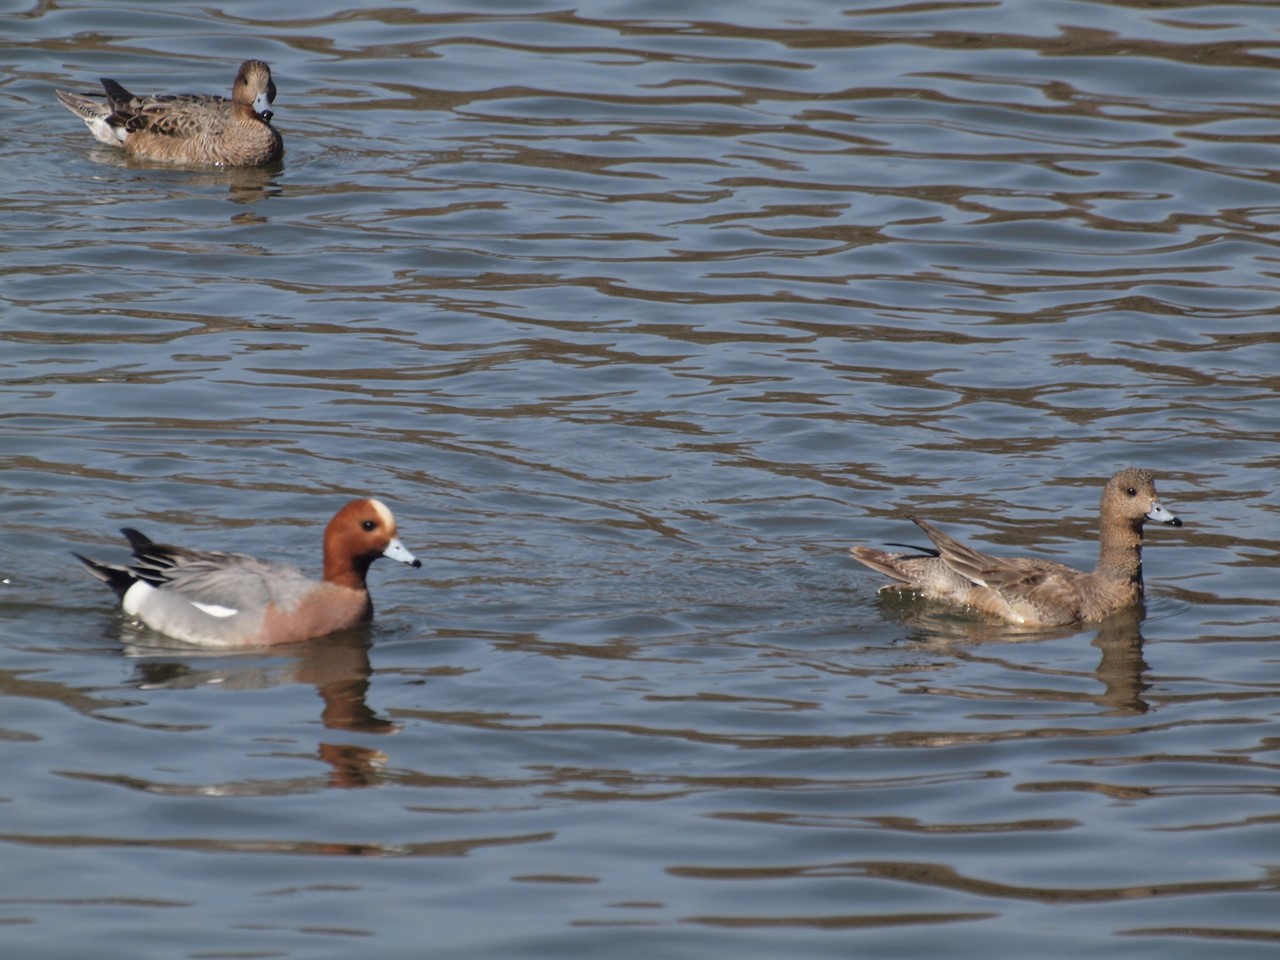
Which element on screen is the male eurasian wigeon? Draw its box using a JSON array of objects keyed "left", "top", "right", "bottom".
[
  {"left": 75, "top": 498, "right": 419, "bottom": 647},
  {"left": 850, "top": 467, "right": 1182, "bottom": 627},
  {"left": 55, "top": 59, "right": 283, "bottom": 166}
]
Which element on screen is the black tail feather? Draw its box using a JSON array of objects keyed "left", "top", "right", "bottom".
[
  {"left": 883, "top": 541, "right": 940, "bottom": 557},
  {"left": 121, "top": 527, "right": 155, "bottom": 553},
  {"left": 99, "top": 78, "right": 135, "bottom": 110},
  {"left": 72, "top": 552, "right": 137, "bottom": 600},
  {"left": 120, "top": 528, "right": 180, "bottom": 576}
]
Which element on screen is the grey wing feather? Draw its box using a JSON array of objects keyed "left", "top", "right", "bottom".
[
  {"left": 910, "top": 517, "right": 1070, "bottom": 589},
  {"left": 120, "top": 530, "right": 308, "bottom": 611}
]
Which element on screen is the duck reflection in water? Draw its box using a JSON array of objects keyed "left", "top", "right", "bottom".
[
  {"left": 876, "top": 597, "right": 1152, "bottom": 717},
  {"left": 125, "top": 633, "right": 396, "bottom": 789}
]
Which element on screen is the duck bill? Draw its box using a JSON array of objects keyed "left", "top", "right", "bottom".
[
  {"left": 1146, "top": 501, "right": 1182, "bottom": 527},
  {"left": 383, "top": 537, "right": 422, "bottom": 568},
  {"left": 253, "top": 90, "right": 274, "bottom": 121}
]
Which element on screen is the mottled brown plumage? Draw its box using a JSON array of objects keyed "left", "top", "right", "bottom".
[
  {"left": 56, "top": 60, "right": 283, "bottom": 166},
  {"left": 850, "top": 468, "right": 1183, "bottom": 627}
]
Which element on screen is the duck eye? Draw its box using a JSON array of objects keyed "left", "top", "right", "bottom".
[
  {"left": 1125, "top": 487, "right": 1137, "bottom": 497},
  {"left": 361, "top": 520, "right": 377, "bottom": 531}
]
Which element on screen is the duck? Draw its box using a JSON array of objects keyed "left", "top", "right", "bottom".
[
  {"left": 850, "top": 467, "right": 1182, "bottom": 627},
  {"left": 75, "top": 498, "right": 420, "bottom": 647},
  {"left": 55, "top": 59, "right": 283, "bottom": 166}
]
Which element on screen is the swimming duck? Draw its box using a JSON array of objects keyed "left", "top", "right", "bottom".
[
  {"left": 850, "top": 467, "right": 1182, "bottom": 626},
  {"left": 75, "top": 498, "right": 419, "bottom": 646},
  {"left": 56, "top": 59, "right": 283, "bottom": 166}
]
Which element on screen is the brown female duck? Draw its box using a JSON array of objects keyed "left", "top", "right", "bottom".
[
  {"left": 851, "top": 467, "right": 1182, "bottom": 627},
  {"left": 56, "top": 59, "right": 283, "bottom": 166}
]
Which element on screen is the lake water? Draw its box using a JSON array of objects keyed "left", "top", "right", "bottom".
[{"left": 4, "top": 0, "right": 1280, "bottom": 956}]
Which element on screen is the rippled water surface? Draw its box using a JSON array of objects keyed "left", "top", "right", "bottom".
[{"left": 4, "top": 0, "right": 1280, "bottom": 956}]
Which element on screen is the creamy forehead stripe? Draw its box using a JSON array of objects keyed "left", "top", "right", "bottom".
[{"left": 369, "top": 498, "right": 395, "bottom": 529}]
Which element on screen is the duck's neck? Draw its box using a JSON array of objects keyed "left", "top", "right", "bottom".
[
  {"left": 324, "top": 552, "right": 373, "bottom": 592},
  {"left": 1096, "top": 518, "right": 1144, "bottom": 585},
  {"left": 232, "top": 101, "right": 266, "bottom": 125}
]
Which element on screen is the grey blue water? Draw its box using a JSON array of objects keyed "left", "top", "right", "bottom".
[{"left": 3, "top": 1, "right": 1279, "bottom": 957}]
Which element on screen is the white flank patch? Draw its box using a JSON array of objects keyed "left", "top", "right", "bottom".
[
  {"left": 89, "top": 117, "right": 127, "bottom": 146},
  {"left": 191, "top": 601, "right": 239, "bottom": 618},
  {"left": 122, "top": 580, "right": 155, "bottom": 617}
]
